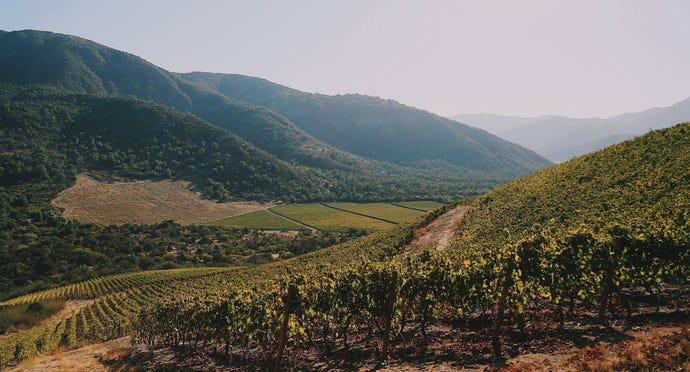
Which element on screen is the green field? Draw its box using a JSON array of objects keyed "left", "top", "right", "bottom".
[
  {"left": 204, "top": 202, "right": 439, "bottom": 232},
  {"left": 270, "top": 204, "right": 394, "bottom": 232},
  {"left": 204, "top": 210, "right": 305, "bottom": 230},
  {"left": 393, "top": 201, "right": 445, "bottom": 211},
  {"left": 326, "top": 202, "right": 426, "bottom": 223}
]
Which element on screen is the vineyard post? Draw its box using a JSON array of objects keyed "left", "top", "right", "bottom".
[
  {"left": 275, "top": 282, "right": 296, "bottom": 371},
  {"left": 492, "top": 257, "right": 515, "bottom": 358},
  {"left": 381, "top": 270, "right": 398, "bottom": 361}
]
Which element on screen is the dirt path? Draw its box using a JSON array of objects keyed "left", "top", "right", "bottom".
[
  {"left": 265, "top": 209, "right": 319, "bottom": 234},
  {"left": 7, "top": 337, "right": 130, "bottom": 372},
  {"left": 405, "top": 205, "right": 469, "bottom": 255}
]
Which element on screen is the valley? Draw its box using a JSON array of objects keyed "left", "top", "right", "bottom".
[{"left": 0, "top": 22, "right": 688, "bottom": 372}]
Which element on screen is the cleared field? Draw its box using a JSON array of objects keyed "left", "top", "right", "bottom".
[
  {"left": 393, "top": 201, "right": 445, "bottom": 211},
  {"left": 52, "top": 174, "right": 271, "bottom": 225},
  {"left": 270, "top": 204, "right": 393, "bottom": 232},
  {"left": 326, "top": 202, "right": 425, "bottom": 223},
  {"left": 205, "top": 210, "right": 304, "bottom": 230}
]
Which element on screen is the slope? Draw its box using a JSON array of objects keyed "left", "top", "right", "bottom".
[
  {"left": 0, "top": 29, "right": 365, "bottom": 171},
  {"left": 0, "top": 86, "right": 317, "bottom": 201},
  {"left": 451, "top": 97, "right": 690, "bottom": 162},
  {"left": 181, "top": 72, "right": 552, "bottom": 176},
  {"left": 454, "top": 121, "right": 690, "bottom": 253}
]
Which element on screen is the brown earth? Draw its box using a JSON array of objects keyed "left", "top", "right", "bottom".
[
  {"left": 406, "top": 205, "right": 468, "bottom": 255},
  {"left": 6, "top": 337, "right": 130, "bottom": 372},
  {"left": 52, "top": 174, "right": 271, "bottom": 225},
  {"left": 10, "top": 323, "right": 687, "bottom": 371}
]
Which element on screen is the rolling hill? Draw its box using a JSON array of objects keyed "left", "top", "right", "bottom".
[
  {"left": 451, "top": 97, "right": 690, "bottom": 162},
  {"left": 181, "top": 72, "right": 552, "bottom": 176},
  {"left": 453, "top": 121, "right": 690, "bottom": 254}
]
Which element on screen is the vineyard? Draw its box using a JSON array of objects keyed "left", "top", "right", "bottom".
[
  {"left": 116, "top": 123, "right": 690, "bottom": 369},
  {"left": 128, "top": 227, "right": 690, "bottom": 369},
  {"left": 3, "top": 124, "right": 690, "bottom": 370},
  {"left": 0, "top": 267, "right": 237, "bottom": 367},
  {"left": 0, "top": 205, "right": 452, "bottom": 369}
]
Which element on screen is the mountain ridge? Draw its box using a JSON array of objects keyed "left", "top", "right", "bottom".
[
  {"left": 450, "top": 96, "right": 690, "bottom": 162},
  {"left": 181, "top": 71, "right": 552, "bottom": 175}
]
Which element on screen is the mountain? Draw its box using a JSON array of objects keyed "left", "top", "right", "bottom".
[
  {"left": 450, "top": 97, "right": 690, "bottom": 162},
  {"left": 181, "top": 72, "right": 552, "bottom": 176},
  {"left": 0, "top": 86, "right": 320, "bottom": 201},
  {"left": 454, "top": 121, "right": 690, "bottom": 253},
  {"left": 0, "top": 29, "right": 369, "bottom": 171},
  {"left": 0, "top": 29, "right": 552, "bottom": 198}
]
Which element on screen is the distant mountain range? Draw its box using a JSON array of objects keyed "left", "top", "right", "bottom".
[{"left": 451, "top": 97, "right": 690, "bottom": 162}]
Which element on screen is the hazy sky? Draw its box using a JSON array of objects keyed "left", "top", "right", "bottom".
[{"left": 2, "top": 0, "right": 690, "bottom": 118}]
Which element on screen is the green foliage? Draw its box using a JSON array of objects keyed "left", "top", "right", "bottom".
[
  {"left": 454, "top": 122, "right": 690, "bottom": 254},
  {"left": 0, "top": 30, "right": 541, "bottom": 201},
  {"left": 205, "top": 210, "right": 305, "bottom": 230},
  {"left": 270, "top": 203, "right": 394, "bottom": 232},
  {"left": 183, "top": 72, "right": 552, "bottom": 175}
]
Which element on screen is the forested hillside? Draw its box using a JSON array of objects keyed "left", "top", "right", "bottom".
[
  {"left": 0, "top": 86, "right": 358, "bottom": 297},
  {"left": 0, "top": 30, "right": 550, "bottom": 181},
  {"left": 0, "top": 29, "right": 552, "bottom": 298},
  {"left": 0, "top": 29, "right": 368, "bottom": 171},
  {"left": 182, "top": 72, "right": 552, "bottom": 175}
]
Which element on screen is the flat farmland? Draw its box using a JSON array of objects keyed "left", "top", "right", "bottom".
[
  {"left": 53, "top": 174, "right": 271, "bottom": 225},
  {"left": 393, "top": 200, "right": 445, "bottom": 211},
  {"left": 205, "top": 210, "right": 305, "bottom": 230},
  {"left": 270, "top": 204, "right": 394, "bottom": 232},
  {"left": 326, "top": 202, "right": 426, "bottom": 223}
]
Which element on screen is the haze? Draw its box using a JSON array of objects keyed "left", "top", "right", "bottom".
[{"left": 3, "top": 0, "right": 690, "bottom": 118}]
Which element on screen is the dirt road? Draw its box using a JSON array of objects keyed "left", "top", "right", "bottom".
[{"left": 405, "top": 205, "right": 469, "bottom": 255}]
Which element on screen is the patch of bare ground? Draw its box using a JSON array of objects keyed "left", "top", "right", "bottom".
[
  {"left": 6, "top": 336, "right": 130, "bottom": 372},
  {"left": 406, "top": 205, "right": 468, "bottom": 255},
  {"left": 52, "top": 174, "right": 271, "bottom": 225}
]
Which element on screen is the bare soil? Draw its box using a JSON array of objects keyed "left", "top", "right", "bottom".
[
  {"left": 6, "top": 337, "right": 130, "bottom": 372},
  {"left": 406, "top": 205, "right": 468, "bottom": 255},
  {"left": 52, "top": 174, "right": 271, "bottom": 225}
]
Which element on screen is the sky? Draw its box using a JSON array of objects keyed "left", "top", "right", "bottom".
[{"left": 2, "top": 0, "right": 690, "bottom": 118}]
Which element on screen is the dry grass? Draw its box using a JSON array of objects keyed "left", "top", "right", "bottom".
[
  {"left": 52, "top": 174, "right": 271, "bottom": 225},
  {"left": 570, "top": 327, "right": 690, "bottom": 371},
  {"left": 0, "top": 299, "right": 65, "bottom": 336}
]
